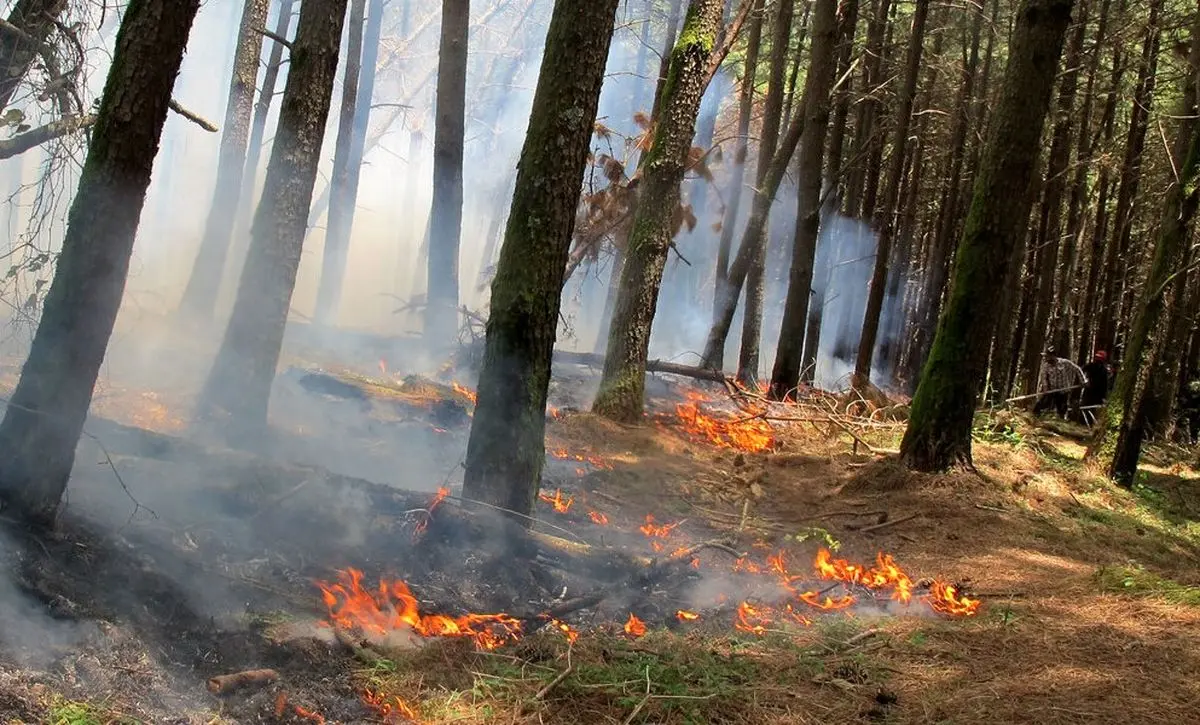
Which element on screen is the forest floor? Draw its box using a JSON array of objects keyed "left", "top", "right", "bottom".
[{"left": 0, "top": 333, "right": 1197, "bottom": 724}]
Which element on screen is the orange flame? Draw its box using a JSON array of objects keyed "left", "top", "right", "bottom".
[
  {"left": 362, "top": 688, "right": 421, "bottom": 723},
  {"left": 547, "top": 618, "right": 579, "bottom": 644},
  {"left": 537, "top": 488, "right": 573, "bottom": 513},
  {"left": 676, "top": 609, "right": 700, "bottom": 621},
  {"left": 293, "top": 705, "right": 326, "bottom": 723},
  {"left": 734, "top": 602, "right": 769, "bottom": 635},
  {"left": 814, "top": 549, "right": 915, "bottom": 603},
  {"left": 639, "top": 514, "right": 680, "bottom": 539},
  {"left": 587, "top": 510, "right": 610, "bottom": 525},
  {"left": 624, "top": 613, "right": 647, "bottom": 637},
  {"left": 412, "top": 487, "right": 450, "bottom": 539},
  {"left": 927, "top": 582, "right": 980, "bottom": 616},
  {"left": 317, "top": 569, "right": 522, "bottom": 651},
  {"left": 451, "top": 382, "right": 477, "bottom": 405},
  {"left": 672, "top": 398, "right": 773, "bottom": 452}
]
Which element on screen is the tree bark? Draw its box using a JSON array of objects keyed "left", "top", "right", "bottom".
[
  {"left": 738, "top": 0, "right": 795, "bottom": 385},
  {"left": 843, "top": 0, "right": 893, "bottom": 219},
  {"left": 709, "top": 0, "right": 763, "bottom": 368},
  {"left": 462, "top": 0, "right": 621, "bottom": 519},
  {"left": 853, "top": 0, "right": 930, "bottom": 389},
  {"left": 424, "top": 0, "right": 470, "bottom": 347},
  {"left": 900, "top": 0, "right": 1075, "bottom": 472},
  {"left": 0, "top": 0, "right": 68, "bottom": 112},
  {"left": 593, "top": 0, "right": 725, "bottom": 422},
  {"left": 196, "top": 0, "right": 349, "bottom": 440},
  {"left": 1093, "top": 12, "right": 1200, "bottom": 483},
  {"left": 768, "top": 0, "right": 838, "bottom": 400},
  {"left": 313, "top": 0, "right": 374, "bottom": 327},
  {"left": 0, "top": 0, "right": 201, "bottom": 527},
  {"left": 178, "top": 0, "right": 272, "bottom": 322}
]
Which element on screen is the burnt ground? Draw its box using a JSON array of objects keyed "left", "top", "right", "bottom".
[{"left": 1, "top": 330, "right": 1199, "bottom": 724}]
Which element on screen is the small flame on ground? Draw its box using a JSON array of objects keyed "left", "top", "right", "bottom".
[
  {"left": 676, "top": 609, "right": 700, "bottom": 622},
  {"left": 318, "top": 568, "right": 522, "bottom": 651},
  {"left": 639, "top": 514, "right": 680, "bottom": 539},
  {"left": 293, "top": 705, "right": 326, "bottom": 723},
  {"left": 547, "top": 618, "right": 579, "bottom": 644},
  {"left": 588, "top": 510, "right": 609, "bottom": 525},
  {"left": 672, "top": 395, "right": 774, "bottom": 452},
  {"left": 537, "top": 488, "right": 573, "bottom": 513},
  {"left": 362, "top": 688, "right": 421, "bottom": 723},
  {"left": 624, "top": 613, "right": 647, "bottom": 637},
  {"left": 412, "top": 487, "right": 450, "bottom": 539},
  {"left": 928, "top": 582, "right": 980, "bottom": 616}
]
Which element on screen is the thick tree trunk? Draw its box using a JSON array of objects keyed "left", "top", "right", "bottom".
[
  {"left": 593, "top": 0, "right": 725, "bottom": 421},
  {"left": 738, "top": 0, "right": 794, "bottom": 385},
  {"left": 313, "top": 0, "right": 375, "bottom": 327},
  {"left": 0, "top": 0, "right": 200, "bottom": 527},
  {"left": 709, "top": 0, "right": 763, "bottom": 368},
  {"left": 900, "top": 0, "right": 1074, "bottom": 472},
  {"left": 424, "top": 0, "right": 470, "bottom": 347},
  {"left": 768, "top": 0, "right": 838, "bottom": 399},
  {"left": 177, "top": 0, "right": 272, "bottom": 322},
  {"left": 1093, "top": 15, "right": 1200, "bottom": 483},
  {"left": 196, "top": 0, "right": 349, "bottom": 440},
  {"left": 0, "top": 0, "right": 68, "bottom": 112},
  {"left": 853, "top": 0, "right": 930, "bottom": 389},
  {"left": 1018, "top": 0, "right": 1087, "bottom": 393},
  {"left": 462, "top": 0, "right": 621, "bottom": 519}
]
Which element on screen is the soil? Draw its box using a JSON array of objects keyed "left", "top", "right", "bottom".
[{"left": 1, "top": 334, "right": 1198, "bottom": 724}]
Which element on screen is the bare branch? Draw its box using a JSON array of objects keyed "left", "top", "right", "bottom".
[
  {"left": 255, "top": 26, "right": 293, "bottom": 50},
  {"left": 168, "top": 99, "right": 218, "bottom": 132},
  {"left": 0, "top": 114, "right": 95, "bottom": 160}
]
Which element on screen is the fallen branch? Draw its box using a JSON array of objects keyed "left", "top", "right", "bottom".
[
  {"left": 207, "top": 668, "right": 279, "bottom": 695},
  {"left": 854, "top": 513, "right": 919, "bottom": 534},
  {"left": 0, "top": 114, "right": 95, "bottom": 159},
  {"left": 531, "top": 664, "right": 574, "bottom": 702},
  {"left": 168, "top": 99, "right": 218, "bottom": 132},
  {"left": 552, "top": 350, "right": 728, "bottom": 384}
]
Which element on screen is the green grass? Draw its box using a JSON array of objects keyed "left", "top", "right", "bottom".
[
  {"left": 1096, "top": 564, "right": 1200, "bottom": 606},
  {"left": 46, "top": 698, "right": 111, "bottom": 725}
]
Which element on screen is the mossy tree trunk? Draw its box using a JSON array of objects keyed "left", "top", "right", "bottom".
[
  {"left": 424, "top": 0, "right": 470, "bottom": 347},
  {"left": 768, "top": 0, "right": 838, "bottom": 400},
  {"left": 462, "top": 0, "right": 622, "bottom": 519},
  {"left": 593, "top": 0, "right": 726, "bottom": 422},
  {"left": 899, "top": 0, "right": 1075, "bottom": 472},
  {"left": 196, "top": 0, "right": 349, "bottom": 441},
  {"left": 313, "top": 0, "right": 373, "bottom": 327},
  {"left": 0, "top": 0, "right": 201, "bottom": 527},
  {"left": 177, "top": 0, "right": 271, "bottom": 322},
  {"left": 0, "top": 0, "right": 68, "bottom": 112},
  {"left": 1089, "top": 11, "right": 1200, "bottom": 485}
]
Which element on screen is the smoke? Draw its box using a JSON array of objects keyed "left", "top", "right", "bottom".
[{"left": 0, "top": 528, "right": 93, "bottom": 669}]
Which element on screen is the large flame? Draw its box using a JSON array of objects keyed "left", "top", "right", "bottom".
[
  {"left": 669, "top": 390, "right": 774, "bottom": 452},
  {"left": 318, "top": 568, "right": 522, "bottom": 651}
]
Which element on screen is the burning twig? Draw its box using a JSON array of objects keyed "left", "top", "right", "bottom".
[{"left": 206, "top": 668, "right": 279, "bottom": 695}]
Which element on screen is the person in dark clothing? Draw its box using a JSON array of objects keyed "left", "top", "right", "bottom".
[
  {"left": 1033, "top": 350, "right": 1085, "bottom": 418},
  {"left": 1079, "top": 350, "right": 1110, "bottom": 426}
]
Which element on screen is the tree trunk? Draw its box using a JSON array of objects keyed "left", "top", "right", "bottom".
[
  {"left": 843, "top": 0, "right": 893, "bottom": 219},
  {"left": 768, "top": 0, "right": 837, "bottom": 399},
  {"left": 1093, "top": 13, "right": 1200, "bottom": 483},
  {"left": 904, "top": 0, "right": 985, "bottom": 388},
  {"left": 709, "top": 0, "right": 763, "bottom": 368},
  {"left": 461, "top": 0, "right": 621, "bottom": 519},
  {"left": 196, "top": 0, "right": 349, "bottom": 440},
  {"left": 853, "top": 0, "right": 930, "bottom": 389},
  {"left": 592, "top": 0, "right": 725, "bottom": 421},
  {"left": 631, "top": 0, "right": 654, "bottom": 118},
  {"left": 700, "top": 107, "right": 807, "bottom": 369},
  {"left": 177, "top": 0, "right": 272, "bottom": 322},
  {"left": 0, "top": 0, "right": 201, "bottom": 527},
  {"left": 424, "top": 0, "right": 470, "bottom": 347},
  {"left": 652, "top": 0, "right": 686, "bottom": 117},
  {"left": 738, "top": 0, "right": 795, "bottom": 385},
  {"left": 313, "top": 0, "right": 373, "bottom": 327},
  {"left": 0, "top": 0, "right": 68, "bottom": 112},
  {"left": 899, "top": 0, "right": 1075, "bottom": 472},
  {"left": 1095, "top": 0, "right": 1160, "bottom": 356},
  {"left": 1018, "top": 0, "right": 1087, "bottom": 393},
  {"left": 802, "top": 0, "right": 861, "bottom": 384}
]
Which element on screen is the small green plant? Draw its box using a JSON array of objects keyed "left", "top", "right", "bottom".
[
  {"left": 787, "top": 526, "right": 841, "bottom": 551},
  {"left": 47, "top": 698, "right": 104, "bottom": 725},
  {"left": 1096, "top": 564, "right": 1200, "bottom": 606}
]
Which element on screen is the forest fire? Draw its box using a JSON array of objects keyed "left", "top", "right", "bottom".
[
  {"left": 538, "top": 487, "right": 574, "bottom": 513},
  {"left": 669, "top": 390, "right": 774, "bottom": 452}
]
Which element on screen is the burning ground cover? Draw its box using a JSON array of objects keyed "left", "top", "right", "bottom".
[{"left": 1, "top": 354, "right": 1200, "bottom": 723}]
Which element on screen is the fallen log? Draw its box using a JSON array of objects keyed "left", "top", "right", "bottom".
[
  {"left": 551, "top": 350, "right": 728, "bottom": 384},
  {"left": 207, "top": 668, "right": 278, "bottom": 695}
]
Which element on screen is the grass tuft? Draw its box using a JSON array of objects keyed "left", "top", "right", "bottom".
[{"left": 1096, "top": 564, "right": 1200, "bottom": 606}]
